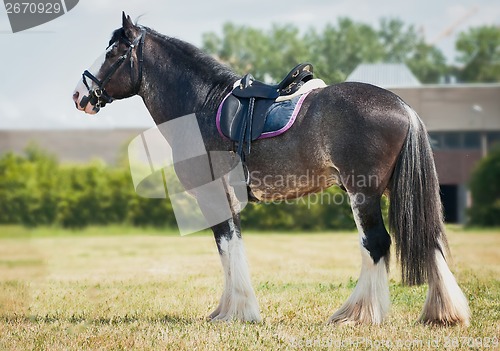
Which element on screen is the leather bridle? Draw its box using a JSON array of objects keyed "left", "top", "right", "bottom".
[{"left": 80, "top": 28, "right": 146, "bottom": 112}]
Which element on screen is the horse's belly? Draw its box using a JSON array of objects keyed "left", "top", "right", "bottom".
[{"left": 248, "top": 170, "right": 339, "bottom": 202}]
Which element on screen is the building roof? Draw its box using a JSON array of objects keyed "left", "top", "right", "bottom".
[
  {"left": 346, "top": 63, "right": 421, "bottom": 88},
  {"left": 0, "top": 129, "right": 143, "bottom": 164}
]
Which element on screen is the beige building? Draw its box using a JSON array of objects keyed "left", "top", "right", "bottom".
[
  {"left": 392, "top": 84, "right": 500, "bottom": 223},
  {"left": 348, "top": 64, "right": 500, "bottom": 223},
  {"left": 0, "top": 129, "right": 141, "bottom": 165}
]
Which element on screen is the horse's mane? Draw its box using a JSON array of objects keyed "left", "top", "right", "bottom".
[
  {"left": 112, "top": 24, "right": 237, "bottom": 113},
  {"left": 141, "top": 26, "right": 237, "bottom": 81}
]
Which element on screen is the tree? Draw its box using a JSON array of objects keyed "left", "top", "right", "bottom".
[
  {"left": 306, "top": 18, "right": 384, "bottom": 83},
  {"left": 378, "top": 18, "right": 448, "bottom": 83},
  {"left": 456, "top": 25, "right": 500, "bottom": 82},
  {"left": 202, "top": 23, "right": 310, "bottom": 82},
  {"left": 202, "top": 18, "right": 448, "bottom": 85},
  {"left": 378, "top": 18, "right": 419, "bottom": 63},
  {"left": 407, "top": 42, "right": 448, "bottom": 83},
  {"left": 468, "top": 146, "right": 500, "bottom": 226}
]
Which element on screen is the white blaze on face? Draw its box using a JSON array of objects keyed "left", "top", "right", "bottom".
[{"left": 72, "top": 44, "right": 115, "bottom": 115}]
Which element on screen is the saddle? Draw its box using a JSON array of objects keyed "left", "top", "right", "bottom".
[{"left": 219, "top": 63, "right": 314, "bottom": 160}]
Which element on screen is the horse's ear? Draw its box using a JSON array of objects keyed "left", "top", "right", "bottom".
[{"left": 122, "top": 11, "right": 134, "bottom": 30}]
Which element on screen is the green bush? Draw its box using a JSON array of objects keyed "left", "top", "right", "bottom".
[
  {"left": 468, "top": 146, "right": 500, "bottom": 226},
  {"left": 0, "top": 146, "right": 134, "bottom": 228},
  {"left": 241, "top": 187, "right": 357, "bottom": 231},
  {"left": 0, "top": 147, "right": 59, "bottom": 226},
  {"left": 0, "top": 145, "right": 393, "bottom": 231}
]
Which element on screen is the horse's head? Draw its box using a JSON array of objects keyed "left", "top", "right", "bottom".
[{"left": 72, "top": 12, "right": 145, "bottom": 114}]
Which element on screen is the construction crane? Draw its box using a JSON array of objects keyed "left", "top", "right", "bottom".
[{"left": 429, "top": 7, "right": 479, "bottom": 45}]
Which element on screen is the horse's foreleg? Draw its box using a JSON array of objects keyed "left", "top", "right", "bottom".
[
  {"left": 209, "top": 217, "right": 261, "bottom": 322},
  {"left": 329, "top": 193, "right": 391, "bottom": 325}
]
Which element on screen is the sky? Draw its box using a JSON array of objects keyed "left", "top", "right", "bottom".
[{"left": 0, "top": 0, "right": 499, "bottom": 130}]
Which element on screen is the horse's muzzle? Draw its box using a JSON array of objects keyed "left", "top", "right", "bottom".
[
  {"left": 72, "top": 89, "right": 98, "bottom": 115},
  {"left": 72, "top": 91, "right": 80, "bottom": 108}
]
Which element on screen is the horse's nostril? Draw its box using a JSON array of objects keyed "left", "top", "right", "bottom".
[{"left": 73, "top": 91, "right": 79, "bottom": 101}]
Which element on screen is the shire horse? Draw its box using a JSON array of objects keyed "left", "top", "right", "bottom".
[{"left": 72, "top": 13, "right": 469, "bottom": 326}]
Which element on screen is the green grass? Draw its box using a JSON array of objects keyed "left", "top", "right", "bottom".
[
  {"left": 0, "top": 225, "right": 182, "bottom": 239},
  {"left": 0, "top": 227, "right": 499, "bottom": 350}
]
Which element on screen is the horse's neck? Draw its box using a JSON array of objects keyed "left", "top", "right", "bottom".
[{"left": 138, "top": 33, "right": 237, "bottom": 127}]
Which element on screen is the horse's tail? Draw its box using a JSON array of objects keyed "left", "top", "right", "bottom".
[{"left": 389, "top": 104, "right": 448, "bottom": 286}]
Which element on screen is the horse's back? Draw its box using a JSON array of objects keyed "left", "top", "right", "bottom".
[{"left": 312, "top": 82, "right": 410, "bottom": 128}]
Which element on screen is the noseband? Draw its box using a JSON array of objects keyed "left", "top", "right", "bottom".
[{"left": 80, "top": 28, "right": 146, "bottom": 112}]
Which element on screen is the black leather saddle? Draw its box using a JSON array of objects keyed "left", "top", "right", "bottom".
[{"left": 219, "top": 63, "right": 314, "bottom": 159}]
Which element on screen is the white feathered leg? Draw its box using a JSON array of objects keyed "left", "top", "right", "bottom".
[
  {"left": 209, "top": 219, "right": 261, "bottom": 322},
  {"left": 420, "top": 248, "right": 470, "bottom": 326},
  {"left": 329, "top": 194, "right": 391, "bottom": 325}
]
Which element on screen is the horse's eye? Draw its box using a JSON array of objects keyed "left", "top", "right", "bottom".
[{"left": 105, "top": 42, "right": 118, "bottom": 58}]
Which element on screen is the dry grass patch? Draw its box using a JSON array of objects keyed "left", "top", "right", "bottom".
[{"left": 0, "top": 228, "right": 499, "bottom": 350}]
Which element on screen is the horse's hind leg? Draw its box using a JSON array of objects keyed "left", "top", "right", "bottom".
[
  {"left": 329, "top": 193, "right": 391, "bottom": 325},
  {"left": 209, "top": 216, "right": 261, "bottom": 322},
  {"left": 419, "top": 247, "right": 470, "bottom": 325}
]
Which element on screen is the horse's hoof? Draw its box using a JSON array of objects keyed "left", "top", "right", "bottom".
[
  {"left": 327, "top": 316, "right": 358, "bottom": 326},
  {"left": 208, "top": 314, "right": 261, "bottom": 323},
  {"left": 419, "top": 315, "right": 470, "bottom": 327},
  {"left": 208, "top": 308, "right": 221, "bottom": 321},
  {"left": 208, "top": 315, "right": 230, "bottom": 322},
  {"left": 327, "top": 307, "right": 384, "bottom": 325}
]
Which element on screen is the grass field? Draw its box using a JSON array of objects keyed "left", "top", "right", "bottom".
[{"left": 0, "top": 226, "right": 499, "bottom": 350}]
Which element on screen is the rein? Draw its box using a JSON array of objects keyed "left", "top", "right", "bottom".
[{"left": 80, "top": 28, "right": 146, "bottom": 112}]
